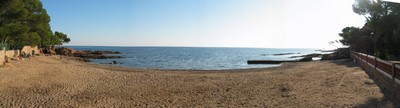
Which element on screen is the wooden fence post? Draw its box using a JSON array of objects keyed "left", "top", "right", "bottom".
[
  {"left": 365, "top": 55, "right": 367, "bottom": 63},
  {"left": 392, "top": 63, "right": 397, "bottom": 82},
  {"left": 353, "top": 51, "right": 400, "bottom": 99},
  {"left": 392, "top": 63, "right": 398, "bottom": 99},
  {"left": 374, "top": 58, "right": 377, "bottom": 70},
  {"left": 364, "top": 55, "right": 367, "bottom": 68},
  {"left": 366, "top": 55, "right": 369, "bottom": 71}
]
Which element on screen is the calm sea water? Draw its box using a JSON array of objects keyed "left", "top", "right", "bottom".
[{"left": 69, "top": 46, "right": 322, "bottom": 70}]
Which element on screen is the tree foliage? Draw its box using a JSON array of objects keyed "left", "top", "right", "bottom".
[
  {"left": 338, "top": 27, "right": 361, "bottom": 46},
  {"left": 53, "top": 31, "right": 70, "bottom": 45},
  {"left": 340, "top": 0, "right": 400, "bottom": 59},
  {"left": 0, "top": 0, "right": 70, "bottom": 50}
]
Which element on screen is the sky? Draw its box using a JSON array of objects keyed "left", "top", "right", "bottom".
[{"left": 41, "top": 0, "right": 367, "bottom": 49}]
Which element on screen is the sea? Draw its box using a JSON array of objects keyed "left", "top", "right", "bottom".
[{"left": 69, "top": 46, "right": 327, "bottom": 70}]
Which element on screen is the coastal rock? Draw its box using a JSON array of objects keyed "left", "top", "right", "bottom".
[
  {"left": 273, "top": 53, "right": 298, "bottom": 56},
  {"left": 75, "top": 58, "right": 91, "bottom": 62},
  {"left": 54, "top": 47, "right": 124, "bottom": 60},
  {"left": 320, "top": 48, "right": 350, "bottom": 60},
  {"left": 73, "top": 52, "right": 123, "bottom": 59},
  {"left": 334, "top": 48, "right": 350, "bottom": 59},
  {"left": 100, "top": 61, "right": 122, "bottom": 64},
  {"left": 82, "top": 50, "right": 121, "bottom": 54},
  {"left": 306, "top": 53, "right": 322, "bottom": 58},
  {"left": 315, "top": 49, "right": 335, "bottom": 52},
  {"left": 290, "top": 53, "right": 321, "bottom": 58},
  {"left": 299, "top": 57, "right": 312, "bottom": 62},
  {"left": 55, "top": 47, "right": 77, "bottom": 56},
  {"left": 321, "top": 54, "right": 336, "bottom": 60}
]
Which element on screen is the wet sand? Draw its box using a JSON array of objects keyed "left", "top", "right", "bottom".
[{"left": 0, "top": 56, "right": 396, "bottom": 107}]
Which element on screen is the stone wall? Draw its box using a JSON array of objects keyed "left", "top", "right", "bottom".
[{"left": 352, "top": 52, "right": 400, "bottom": 101}]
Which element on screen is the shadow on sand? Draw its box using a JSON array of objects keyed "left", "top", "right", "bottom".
[
  {"left": 329, "top": 59, "right": 400, "bottom": 108},
  {"left": 328, "top": 59, "right": 358, "bottom": 68}
]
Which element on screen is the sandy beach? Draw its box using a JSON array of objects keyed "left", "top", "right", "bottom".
[{"left": 0, "top": 56, "right": 397, "bottom": 107}]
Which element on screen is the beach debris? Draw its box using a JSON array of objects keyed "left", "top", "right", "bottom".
[
  {"left": 364, "top": 79, "right": 375, "bottom": 85},
  {"left": 225, "top": 87, "right": 232, "bottom": 92},
  {"left": 279, "top": 84, "right": 291, "bottom": 97}
]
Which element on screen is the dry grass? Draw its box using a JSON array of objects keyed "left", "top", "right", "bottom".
[{"left": 0, "top": 56, "right": 395, "bottom": 107}]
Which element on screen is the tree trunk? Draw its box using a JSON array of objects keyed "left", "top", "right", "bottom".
[
  {"left": 2, "top": 47, "right": 5, "bottom": 64},
  {"left": 373, "top": 28, "right": 384, "bottom": 57}
]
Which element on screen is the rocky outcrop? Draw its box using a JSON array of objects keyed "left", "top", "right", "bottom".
[
  {"left": 100, "top": 61, "right": 123, "bottom": 64},
  {"left": 321, "top": 54, "right": 336, "bottom": 60},
  {"left": 273, "top": 53, "right": 299, "bottom": 56},
  {"left": 55, "top": 48, "right": 77, "bottom": 56},
  {"left": 73, "top": 52, "right": 123, "bottom": 59},
  {"left": 286, "top": 48, "right": 350, "bottom": 61},
  {"left": 321, "top": 48, "right": 350, "bottom": 60},
  {"left": 89, "top": 50, "right": 121, "bottom": 54},
  {"left": 290, "top": 53, "right": 321, "bottom": 58},
  {"left": 299, "top": 57, "right": 313, "bottom": 62},
  {"left": 21, "top": 46, "right": 41, "bottom": 55},
  {"left": 315, "top": 49, "right": 335, "bottom": 52},
  {"left": 54, "top": 47, "right": 123, "bottom": 61}
]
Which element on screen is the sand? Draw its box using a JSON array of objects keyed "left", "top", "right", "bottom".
[{"left": 0, "top": 56, "right": 397, "bottom": 107}]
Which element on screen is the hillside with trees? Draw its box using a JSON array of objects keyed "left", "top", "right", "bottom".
[
  {"left": 0, "top": 0, "right": 70, "bottom": 51},
  {"left": 339, "top": 0, "right": 400, "bottom": 60}
]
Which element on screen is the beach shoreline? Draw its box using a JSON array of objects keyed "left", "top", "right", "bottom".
[{"left": 0, "top": 56, "right": 397, "bottom": 107}]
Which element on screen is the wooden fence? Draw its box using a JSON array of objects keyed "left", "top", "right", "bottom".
[
  {"left": 351, "top": 51, "right": 400, "bottom": 100},
  {"left": 351, "top": 51, "right": 400, "bottom": 84}
]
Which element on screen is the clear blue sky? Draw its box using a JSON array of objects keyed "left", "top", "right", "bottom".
[{"left": 42, "top": 0, "right": 365, "bottom": 48}]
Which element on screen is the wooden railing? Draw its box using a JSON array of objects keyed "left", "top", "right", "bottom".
[{"left": 351, "top": 51, "right": 400, "bottom": 84}]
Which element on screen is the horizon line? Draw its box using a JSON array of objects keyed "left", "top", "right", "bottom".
[{"left": 62, "top": 45, "right": 338, "bottom": 49}]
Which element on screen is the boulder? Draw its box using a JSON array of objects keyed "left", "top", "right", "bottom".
[
  {"left": 52, "top": 47, "right": 124, "bottom": 60},
  {"left": 65, "top": 48, "right": 77, "bottom": 56},
  {"left": 320, "top": 48, "right": 350, "bottom": 60},
  {"left": 72, "top": 51, "right": 123, "bottom": 59},
  {"left": 49, "top": 50, "right": 57, "bottom": 55},
  {"left": 334, "top": 48, "right": 350, "bottom": 59},
  {"left": 55, "top": 47, "right": 77, "bottom": 56}
]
